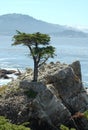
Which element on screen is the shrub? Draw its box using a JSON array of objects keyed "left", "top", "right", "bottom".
[
  {"left": 60, "top": 124, "right": 76, "bottom": 130},
  {"left": 24, "top": 89, "right": 37, "bottom": 98},
  {"left": 84, "top": 110, "right": 88, "bottom": 119},
  {"left": 0, "top": 116, "right": 30, "bottom": 130}
]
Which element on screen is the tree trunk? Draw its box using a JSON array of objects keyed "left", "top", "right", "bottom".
[{"left": 33, "top": 61, "right": 38, "bottom": 82}]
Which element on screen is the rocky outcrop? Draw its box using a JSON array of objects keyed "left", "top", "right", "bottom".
[
  {"left": 0, "top": 69, "right": 21, "bottom": 79},
  {"left": 0, "top": 61, "right": 88, "bottom": 130},
  {"left": 42, "top": 61, "right": 88, "bottom": 130},
  {"left": 70, "top": 61, "right": 82, "bottom": 80}
]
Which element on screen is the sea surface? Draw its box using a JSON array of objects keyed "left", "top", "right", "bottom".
[{"left": 0, "top": 36, "right": 88, "bottom": 86}]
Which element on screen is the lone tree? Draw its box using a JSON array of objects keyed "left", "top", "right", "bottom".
[{"left": 12, "top": 31, "right": 55, "bottom": 82}]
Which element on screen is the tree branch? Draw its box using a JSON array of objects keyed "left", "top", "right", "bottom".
[{"left": 38, "top": 56, "right": 49, "bottom": 67}]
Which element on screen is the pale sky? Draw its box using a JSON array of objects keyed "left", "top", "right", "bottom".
[{"left": 1, "top": 0, "right": 88, "bottom": 27}]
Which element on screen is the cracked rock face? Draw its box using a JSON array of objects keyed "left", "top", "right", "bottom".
[
  {"left": 0, "top": 81, "right": 72, "bottom": 130},
  {"left": 44, "top": 61, "right": 88, "bottom": 130},
  {"left": 0, "top": 61, "right": 88, "bottom": 130}
]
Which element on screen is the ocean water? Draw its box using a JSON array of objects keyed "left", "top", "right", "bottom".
[{"left": 0, "top": 36, "right": 88, "bottom": 86}]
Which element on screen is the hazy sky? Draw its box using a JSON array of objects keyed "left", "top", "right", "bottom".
[{"left": 1, "top": 0, "right": 88, "bottom": 27}]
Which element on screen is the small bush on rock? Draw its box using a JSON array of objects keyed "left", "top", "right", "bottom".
[
  {"left": 0, "top": 116, "right": 30, "bottom": 130},
  {"left": 24, "top": 89, "right": 37, "bottom": 98},
  {"left": 84, "top": 110, "right": 88, "bottom": 119},
  {"left": 60, "top": 124, "right": 76, "bottom": 130}
]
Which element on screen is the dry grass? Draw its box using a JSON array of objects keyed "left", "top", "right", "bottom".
[{"left": 0, "top": 85, "right": 8, "bottom": 95}]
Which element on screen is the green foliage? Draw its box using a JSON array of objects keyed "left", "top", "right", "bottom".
[
  {"left": 60, "top": 125, "right": 76, "bottom": 130},
  {"left": 12, "top": 31, "right": 55, "bottom": 60},
  {"left": 13, "top": 31, "right": 50, "bottom": 46},
  {"left": 84, "top": 110, "right": 88, "bottom": 119},
  {"left": 60, "top": 125, "right": 69, "bottom": 130},
  {"left": 24, "top": 89, "right": 37, "bottom": 98},
  {"left": 31, "top": 46, "right": 55, "bottom": 59},
  {"left": 70, "top": 128, "right": 76, "bottom": 130},
  {"left": 0, "top": 116, "right": 30, "bottom": 130},
  {"left": 20, "top": 122, "right": 30, "bottom": 127}
]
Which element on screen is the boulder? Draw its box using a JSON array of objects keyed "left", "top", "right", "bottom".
[
  {"left": 45, "top": 61, "right": 88, "bottom": 130},
  {"left": 0, "top": 69, "right": 16, "bottom": 74},
  {"left": 0, "top": 81, "right": 77, "bottom": 130},
  {"left": 0, "top": 69, "right": 17, "bottom": 79},
  {"left": 70, "top": 60, "right": 82, "bottom": 80},
  {"left": 0, "top": 71, "right": 10, "bottom": 79}
]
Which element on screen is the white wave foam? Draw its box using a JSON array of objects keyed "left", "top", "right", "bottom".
[
  {"left": 0, "top": 57, "right": 17, "bottom": 61},
  {"left": 0, "top": 74, "right": 18, "bottom": 86},
  {"left": 0, "top": 79, "right": 12, "bottom": 86}
]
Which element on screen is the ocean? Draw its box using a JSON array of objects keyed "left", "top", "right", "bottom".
[{"left": 0, "top": 36, "right": 88, "bottom": 86}]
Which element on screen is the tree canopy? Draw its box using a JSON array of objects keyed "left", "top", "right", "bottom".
[{"left": 12, "top": 31, "right": 55, "bottom": 81}]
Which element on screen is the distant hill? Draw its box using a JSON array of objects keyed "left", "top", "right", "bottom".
[
  {"left": 0, "top": 13, "right": 88, "bottom": 37},
  {"left": 50, "top": 29, "right": 88, "bottom": 37}
]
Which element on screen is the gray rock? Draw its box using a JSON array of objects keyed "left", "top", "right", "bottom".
[
  {"left": 0, "top": 60, "right": 88, "bottom": 130},
  {"left": 70, "top": 60, "right": 82, "bottom": 80},
  {"left": 46, "top": 61, "right": 88, "bottom": 130},
  {"left": 0, "top": 80, "right": 76, "bottom": 129},
  {"left": 0, "top": 69, "right": 17, "bottom": 79}
]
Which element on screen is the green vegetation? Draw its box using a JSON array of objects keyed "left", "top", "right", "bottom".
[
  {"left": 24, "top": 89, "right": 37, "bottom": 98},
  {"left": 12, "top": 31, "right": 55, "bottom": 82},
  {"left": 60, "top": 110, "right": 88, "bottom": 130},
  {"left": 0, "top": 116, "right": 30, "bottom": 130},
  {"left": 60, "top": 125, "right": 76, "bottom": 130},
  {"left": 84, "top": 110, "right": 88, "bottom": 119}
]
